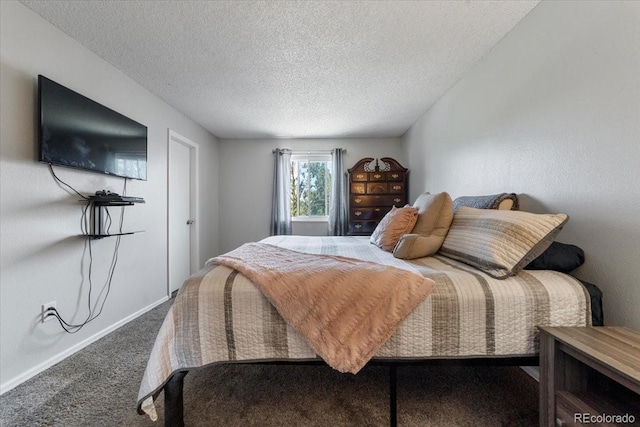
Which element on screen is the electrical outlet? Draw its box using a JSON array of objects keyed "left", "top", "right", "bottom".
[{"left": 41, "top": 301, "right": 56, "bottom": 323}]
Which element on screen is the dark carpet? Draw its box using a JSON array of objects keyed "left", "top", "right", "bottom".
[{"left": 0, "top": 300, "right": 539, "bottom": 426}]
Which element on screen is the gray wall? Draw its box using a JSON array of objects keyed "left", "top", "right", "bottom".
[
  {"left": 402, "top": 1, "right": 640, "bottom": 329},
  {"left": 218, "top": 138, "right": 405, "bottom": 253},
  {"left": 0, "top": 2, "right": 219, "bottom": 392}
]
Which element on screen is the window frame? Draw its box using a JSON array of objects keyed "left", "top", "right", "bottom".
[{"left": 290, "top": 152, "right": 332, "bottom": 222}]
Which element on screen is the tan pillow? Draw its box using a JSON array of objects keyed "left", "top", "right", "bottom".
[
  {"left": 498, "top": 199, "right": 514, "bottom": 210},
  {"left": 393, "top": 192, "right": 453, "bottom": 259},
  {"left": 393, "top": 234, "right": 437, "bottom": 259},
  {"left": 438, "top": 207, "right": 569, "bottom": 279},
  {"left": 370, "top": 206, "right": 419, "bottom": 251}
]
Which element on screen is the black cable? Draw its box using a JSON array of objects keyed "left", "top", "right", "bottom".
[
  {"left": 80, "top": 201, "right": 90, "bottom": 236},
  {"left": 49, "top": 224, "right": 120, "bottom": 333},
  {"left": 105, "top": 208, "right": 112, "bottom": 234},
  {"left": 49, "top": 176, "right": 128, "bottom": 333},
  {"left": 48, "top": 238, "right": 95, "bottom": 333},
  {"left": 48, "top": 163, "right": 89, "bottom": 200},
  {"left": 48, "top": 163, "right": 90, "bottom": 235},
  {"left": 90, "top": 235, "right": 121, "bottom": 322}
]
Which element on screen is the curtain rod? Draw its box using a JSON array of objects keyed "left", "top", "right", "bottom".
[{"left": 272, "top": 148, "right": 346, "bottom": 154}]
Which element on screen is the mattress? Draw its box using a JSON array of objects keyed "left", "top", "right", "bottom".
[{"left": 137, "top": 236, "right": 591, "bottom": 419}]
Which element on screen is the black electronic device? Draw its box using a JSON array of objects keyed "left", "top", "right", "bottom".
[
  {"left": 89, "top": 194, "right": 145, "bottom": 204},
  {"left": 38, "top": 75, "right": 148, "bottom": 180}
]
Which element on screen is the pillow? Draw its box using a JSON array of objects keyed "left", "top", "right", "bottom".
[
  {"left": 438, "top": 207, "right": 568, "bottom": 279},
  {"left": 452, "top": 193, "right": 519, "bottom": 212},
  {"left": 393, "top": 192, "right": 454, "bottom": 259},
  {"left": 393, "top": 234, "right": 438, "bottom": 260},
  {"left": 370, "top": 206, "right": 418, "bottom": 252},
  {"left": 524, "top": 241, "right": 585, "bottom": 273}
]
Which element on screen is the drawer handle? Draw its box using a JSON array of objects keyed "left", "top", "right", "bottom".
[
  {"left": 375, "top": 208, "right": 380, "bottom": 212},
  {"left": 392, "top": 185, "right": 401, "bottom": 190},
  {"left": 354, "top": 211, "right": 362, "bottom": 216},
  {"left": 391, "top": 173, "right": 399, "bottom": 179},
  {"left": 355, "top": 224, "right": 362, "bottom": 229},
  {"left": 357, "top": 174, "right": 365, "bottom": 179},
  {"left": 374, "top": 174, "right": 382, "bottom": 179},
  {"left": 394, "top": 198, "right": 401, "bottom": 203},
  {"left": 354, "top": 198, "right": 362, "bottom": 203}
]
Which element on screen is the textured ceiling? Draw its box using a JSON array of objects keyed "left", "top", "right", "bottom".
[{"left": 22, "top": 1, "right": 538, "bottom": 139}]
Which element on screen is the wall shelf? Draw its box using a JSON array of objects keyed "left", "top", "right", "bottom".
[
  {"left": 82, "top": 231, "right": 143, "bottom": 240},
  {"left": 82, "top": 195, "right": 145, "bottom": 238}
]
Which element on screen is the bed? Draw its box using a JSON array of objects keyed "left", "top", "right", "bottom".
[{"left": 137, "top": 234, "right": 595, "bottom": 426}]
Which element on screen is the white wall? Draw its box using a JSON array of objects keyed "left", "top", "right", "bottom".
[
  {"left": 218, "top": 138, "right": 405, "bottom": 253},
  {"left": 0, "top": 1, "right": 219, "bottom": 392},
  {"left": 402, "top": 1, "right": 640, "bottom": 329}
]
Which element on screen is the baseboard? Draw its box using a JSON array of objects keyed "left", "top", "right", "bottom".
[
  {"left": 520, "top": 366, "right": 540, "bottom": 382},
  {"left": 0, "top": 296, "right": 169, "bottom": 395}
]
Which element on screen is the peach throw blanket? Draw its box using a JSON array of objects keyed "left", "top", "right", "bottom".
[{"left": 212, "top": 242, "right": 435, "bottom": 373}]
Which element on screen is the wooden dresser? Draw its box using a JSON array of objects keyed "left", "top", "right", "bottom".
[{"left": 347, "top": 157, "right": 408, "bottom": 236}]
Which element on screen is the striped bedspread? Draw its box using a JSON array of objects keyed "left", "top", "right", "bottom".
[{"left": 137, "top": 236, "right": 591, "bottom": 419}]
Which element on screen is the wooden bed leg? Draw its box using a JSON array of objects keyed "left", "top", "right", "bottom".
[
  {"left": 165, "top": 371, "right": 187, "bottom": 427},
  {"left": 389, "top": 365, "right": 397, "bottom": 427}
]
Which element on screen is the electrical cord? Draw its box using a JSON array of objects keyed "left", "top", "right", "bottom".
[
  {"left": 48, "top": 163, "right": 89, "bottom": 200},
  {"left": 48, "top": 233, "right": 122, "bottom": 333},
  {"left": 46, "top": 176, "right": 129, "bottom": 333},
  {"left": 49, "top": 162, "right": 92, "bottom": 235},
  {"left": 105, "top": 208, "right": 112, "bottom": 234},
  {"left": 80, "top": 201, "right": 90, "bottom": 236}
]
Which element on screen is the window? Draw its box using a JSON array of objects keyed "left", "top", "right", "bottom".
[
  {"left": 290, "top": 153, "right": 332, "bottom": 219},
  {"left": 115, "top": 154, "right": 146, "bottom": 180}
]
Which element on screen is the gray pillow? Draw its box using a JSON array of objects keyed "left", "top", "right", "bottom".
[{"left": 452, "top": 193, "right": 519, "bottom": 212}]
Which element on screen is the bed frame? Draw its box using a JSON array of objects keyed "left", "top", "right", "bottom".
[{"left": 162, "top": 355, "right": 539, "bottom": 427}]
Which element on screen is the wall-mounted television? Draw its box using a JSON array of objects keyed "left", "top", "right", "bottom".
[{"left": 38, "top": 75, "right": 148, "bottom": 180}]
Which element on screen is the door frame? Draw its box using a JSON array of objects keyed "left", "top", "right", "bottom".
[{"left": 167, "top": 129, "right": 200, "bottom": 297}]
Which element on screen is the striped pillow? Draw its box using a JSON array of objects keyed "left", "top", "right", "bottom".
[{"left": 438, "top": 207, "right": 568, "bottom": 279}]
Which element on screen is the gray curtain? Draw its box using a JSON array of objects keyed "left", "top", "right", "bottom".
[
  {"left": 270, "top": 148, "right": 292, "bottom": 235},
  {"left": 328, "top": 148, "right": 348, "bottom": 236}
]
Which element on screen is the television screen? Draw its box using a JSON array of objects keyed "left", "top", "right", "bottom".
[{"left": 38, "top": 75, "right": 147, "bottom": 180}]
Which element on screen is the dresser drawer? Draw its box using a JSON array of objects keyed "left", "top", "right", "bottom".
[
  {"left": 350, "top": 183, "right": 366, "bottom": 194},
  {"left": 349, "top": 221, "right": 378, "bottom": 235},
  {"left": 351, "top": 172, "right": 368, "bottom": 182},
  {"left": 387, "top": 172, "right": 403, "bottom": 181},
  {"left": 351, "top": 207, "right": 389, "bottom": 220},
  {"left": 351, "top": 195, "right": 405, "bottom": 207},
  {"left": 388, "top": 183, "right": 404, "bottom": 194},
  {"left": 368, "top": 172, "right": 386, "bottom": 181},
  {"left": 366, "top": 182, "right": 388, "bottom": 194}
]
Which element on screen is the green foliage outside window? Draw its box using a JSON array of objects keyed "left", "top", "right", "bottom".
[{"left": 290, "top": 159, "right": 332, "bottom": 217}]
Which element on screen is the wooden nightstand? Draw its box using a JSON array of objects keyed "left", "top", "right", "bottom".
[{"left": 539, "top": 327, "right": 640, "bottom": 426}]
